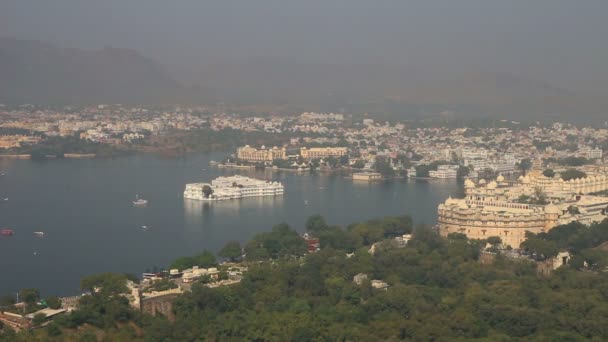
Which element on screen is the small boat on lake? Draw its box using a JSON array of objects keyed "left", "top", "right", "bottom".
[
  {"left": 133, "top": 195, "right": 148, "bottom": 207},
  {"left": 1, "top": 229, "right": 14, "bottom": 236},
  {"left": 33, "top": 231, "right": 45, "bottom": 237},
  {"left": 141, "top": 225, "right": 148, "bottom": 230}
]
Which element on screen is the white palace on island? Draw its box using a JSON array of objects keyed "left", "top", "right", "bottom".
[
  {"left": 438, "top": 167, "right": 608, "bottom": 248},
  {"left": 184, "top": 175, "right": 284, "bottom": 201}
]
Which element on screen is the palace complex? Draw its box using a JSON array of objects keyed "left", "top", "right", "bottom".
[{"left": 438, "top": 167, "right": 608, "bottom": 248}]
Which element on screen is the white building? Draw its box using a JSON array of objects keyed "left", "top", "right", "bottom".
[
  {"left": 580, "top": 147, "right": 603, "bottom": 160},
  {"left": 429, "top": 165, "right": 459, "bottom": 179},
  {"left": 184, "top": 175, "right": 284, "bottom": 201}
]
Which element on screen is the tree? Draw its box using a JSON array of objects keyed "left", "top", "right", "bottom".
[
  {"left": 543, "top": 169, "right": 555, "bottom": 178},
  {"left": 45, "top": 296, "right": 62, "bottom": 310},
  {"left": 487, "top": 236, "right": 502, "bottom": 246},
  {"left": 47, "top": 322, "right": 62, "bottom": 336},
  {"left": 218, "top": 271, "right": 229, "bottom": 281},
  {"left": 457, "top": 165, "right": 470, "bottom": 178},
  {"left": 19, "top": 288, "right": 40, "bottom": 306},
  {"left": 202, "top": 185, "right": 213, "bottom": 198},
  {"left": 560, "top": 169, "right": 587, "bottom": 181},
  {"left": 219, "top": 241, "right": 242, "bottom": 262},
  {"left": 520, "top": 238, "right": 559, "bottom": 260},
  {"left": 32, "top": 313, "right": 46, "bottom": 327},
  {"left": 374, "top": 157, "right": 395, "bottom": 177},
  {"left": 305, "top": 215, "right": 328, "bottom": 234},
  {"left": 171, "top": 250, "right": 217, "bottom": 270},
  {"left": 80, "top": 273, "right": 128, "bottom": 295},
  {"left": 518, "top": 158, "right": 532, "bottom": 176},
  {"left": 352, "top": 160, "right": 365, "bottom": 169}
]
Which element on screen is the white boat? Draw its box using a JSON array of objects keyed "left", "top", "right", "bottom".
[
  {"left": 34, "top": 231, "right": 44, "bottom": 237},
  {"left": 133, "top": 195, "right": 148, "bottom": 206},
  {"left": 304, "top": 200, "right": 309, "bottom": 205},
  {"left": 141, "top": 225, "right": 148, "bottom": 230},
  {"left": 2, "top": 198, "right": 7, "bottom": 201}
]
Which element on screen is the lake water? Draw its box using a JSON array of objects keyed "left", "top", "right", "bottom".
[{"left": 0, "top": 153, "right": 461, "bottom": 296}]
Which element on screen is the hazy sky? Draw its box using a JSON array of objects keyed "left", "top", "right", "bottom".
[{"left": 2, "top": 0, "right": 608, "bottom": 93}]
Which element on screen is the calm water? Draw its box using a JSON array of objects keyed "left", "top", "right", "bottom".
[{"left": 0, "top": 153, "right": 461, "bottom": 296}]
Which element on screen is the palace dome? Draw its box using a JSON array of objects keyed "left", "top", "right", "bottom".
[
  {"left": 487, "top": 181, "right": 498, "bottom": 190},
  {"left": 464, "top": 179, "right": 475, "bottom": 188},
  {"left": 496, "top": 175, "right": 505, "bottom": 183},
  {"left": 479, "top": 179, "right": 487, "bottom": 185}
]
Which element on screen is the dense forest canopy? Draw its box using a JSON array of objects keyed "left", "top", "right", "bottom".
[{"left": 2, "top": 215, "right": 608, "bottom": 341}]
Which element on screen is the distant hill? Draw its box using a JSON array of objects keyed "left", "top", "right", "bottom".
[
  {"left": 1, "top": 38, "right": 606, "bottom": 122},
  {"left": 0, "top": 38, "right": 215, "bottom": 105},
  {"left": 182, "top": 58, "right": 608, "bottom": 122}
]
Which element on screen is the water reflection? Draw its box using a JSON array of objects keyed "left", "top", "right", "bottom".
[{"left": 184, "top": 196, "right": 285, "bottom": 229}]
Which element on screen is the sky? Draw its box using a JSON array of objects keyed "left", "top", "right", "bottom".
[{"left": 2, "top": 0, "right": 608, "bottom": 93}]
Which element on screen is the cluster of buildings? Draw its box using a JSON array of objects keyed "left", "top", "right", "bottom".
[
  {"left": 235, "top": 145, "right": 348, "bottom": 164},
  {"left": 438, "top": 166, "right": 608, "bottom": 248},
  {"left": 0, "top": 134, "right": 40, "bottom": 149},
  {"left": 1, "top": 105, "right": 606, "bottom": 180}
]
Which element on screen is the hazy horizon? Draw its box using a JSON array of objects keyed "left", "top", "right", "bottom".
[{"left": 2, "top": 0, "right": 608, "bottom": 95}]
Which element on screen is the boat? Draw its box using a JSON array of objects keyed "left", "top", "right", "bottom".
[
  {"left": 141, "top": 225, "right": 148, "bottom": 230},
  {"left": 33, "top": 231, "right": 45, "bottom": 237},
  {"left": 184, "top": 175, "right": 284, "bottom": 201},
  {"left": 133, "top": 195, "right": 148, "bottom": 207},
  {"left": 1, "top": 229, "right": 14, "bottom": 236},
  {"left": 2, "top": 198, "right": 7, "bottom": 201},
  {"left": 304, "top": 200, "right": 309, "bottom": 205}
]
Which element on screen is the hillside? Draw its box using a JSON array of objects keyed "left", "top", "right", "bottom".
[
  {"left": 0, "top": 38, "right": 214, "bottom": 105},
  {"left": 183, "top": 59, "right": 608, "bottom": 122},
  {"left": 1, "top": 38, "right": 606, "bottom": 122}
]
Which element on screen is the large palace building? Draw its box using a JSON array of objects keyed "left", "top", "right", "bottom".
[
  {"left": 236, "top": 145, "right": 286, "bottom": 163},
  {"left": 438, "top": 169, "right": 608, "bottom": 248},
  {"left": 299, "top": 147, "right": 348, "bottom": 160}
]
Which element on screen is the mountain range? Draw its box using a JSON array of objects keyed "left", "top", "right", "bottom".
[
  {"left": 0, "top": 38, "right": 214, "bottom": 105},
  {"left": 1, "top": 38, "right": 606, "bottom": 122}
]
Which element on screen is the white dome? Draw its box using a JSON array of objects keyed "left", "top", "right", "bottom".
[
  {"left": 464, "top": 179, "right": 475, "bottom": 188},
  {"left": 496, "top": 175, "right": 505, "bottom": 182},
  {"left": 479, "top": 179, "right": 487, "bottom": 185},
  {"left": 487, "top": 181, "right": 497, "bottom": 190}
]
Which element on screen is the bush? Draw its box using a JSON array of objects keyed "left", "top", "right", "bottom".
[
  {"left": 45, "top": 296, "right": 62, "bottom": 310},
  {"left": 47, "top": 322, "right": 62, "bottom": 336},
  {"left": 32, "top": 313, "right": 46, "bottom": 327}
]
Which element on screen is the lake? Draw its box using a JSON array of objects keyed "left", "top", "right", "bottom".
[{"left": 0, "top": 153, "right": 461, "bottom": 296}]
